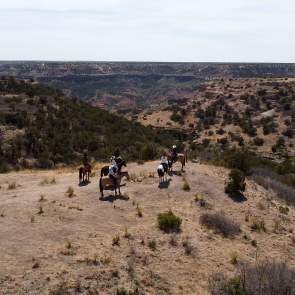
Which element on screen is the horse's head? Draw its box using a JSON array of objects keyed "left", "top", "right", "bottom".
[
  {"left": 117, "top": 158, "right": 127, "bottom": 169},
  {"left": 120, "top": 171, "right": 130, "bottom": 180}
]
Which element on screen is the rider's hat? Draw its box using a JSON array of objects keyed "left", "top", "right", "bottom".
[{"left": 172, "top": 145, "right": 176, "bottom": 149}]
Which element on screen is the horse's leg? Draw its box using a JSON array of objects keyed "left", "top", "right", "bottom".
[{"left": 99, "top": 179, "right": 104, "bottom": 199}]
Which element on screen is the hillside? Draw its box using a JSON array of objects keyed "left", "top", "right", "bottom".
[
  {"left": 0, "top": 77, "right": 182, "bottom": 172},
  {"left": 1, "top": 62, "right": 295, "bottom": 111},
  {"left": 135, "top": 77, "right": 295, "bottom": 160},
  {"left": 0, "top": 161, "right": 294, "bottom": 294}
]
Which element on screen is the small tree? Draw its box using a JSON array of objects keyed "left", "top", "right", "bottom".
[{"left": 225, "top": 169, "right": 246, "bottom": 195}]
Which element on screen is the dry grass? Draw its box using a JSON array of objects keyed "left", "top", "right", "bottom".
[
  {"left": 182, "top": 178, "right": 191, "bottom": 191},
  {"left": 7, "top": 182, "right": 17, "bottom": 190},
  {"left": 200, "top": 212, "right": 240, "bottom": 237},
  {"left": 250, "top": 219, "right": 266, "bottom": 233},
  {"left": 112, "top": 235, "right": 120, "bottom": 246},
  {"left": 136, "top": 204, "right": 143, "bottom": 217},
  {"left": 209, "top": 260, "right": 295, "bottom": 295},
  {"left": 39, "top": 176, "right": 56, "bottom": 185},
  {"left": 66, "top": 186, "right": 75, "bottom": 198}
]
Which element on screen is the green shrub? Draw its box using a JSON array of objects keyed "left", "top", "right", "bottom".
[
  {"left": 158, "top": 210, "right": 182, "bottom": 233},
  {"left": 225, "top": 169, "right": 246, "bottom": 195}
]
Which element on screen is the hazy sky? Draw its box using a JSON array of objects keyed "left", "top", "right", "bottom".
[{"left": 0, "top": 0, "right": 294, "bottom": 62}]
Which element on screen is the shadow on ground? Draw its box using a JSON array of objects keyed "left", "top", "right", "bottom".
[
  {"left": 158, "top": 178, "right": 172, "bottom": 189},
  {"left": 79, "top": 180, "right": 91, "bottom": 187},
  {"left": 228, "top": 192, "right": 247, "bottom": 203},
  {"left": 99, "top": 194, "right": 129, "bottom": 202}
]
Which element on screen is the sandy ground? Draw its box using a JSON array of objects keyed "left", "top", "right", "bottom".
[{"left": 0, "top": 161, "right": 294, "bottom": 294}]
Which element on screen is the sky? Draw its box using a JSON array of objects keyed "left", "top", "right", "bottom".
[{"left": 0, "top": 0, "right": 294, "bottom": 62}]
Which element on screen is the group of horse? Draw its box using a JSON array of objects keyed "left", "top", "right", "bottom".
[
  {"left": 78, "top": 150, "right": 187, "bottom": 198},
  {"left": 157, "top": 151, "right": 187, "bottom": 183}
]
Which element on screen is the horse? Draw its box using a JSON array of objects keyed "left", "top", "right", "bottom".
[
  {"left": 78, "top": 163, "right": 92, "bottom": 184},
  {"left": 165, "top": 150, "right": 187, "bottom": 171},
  {"left": 157, "top": 163, "right": 168, "bottom": 183},
  {"left": 100, "top": 157, "right": 126, "bottom": 177},
  {"left": 99, "top": 171, "right": 130, "bottom": 199}
]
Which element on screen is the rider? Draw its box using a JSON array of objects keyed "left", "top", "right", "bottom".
[
  {"left": 160, "top": 155, "right": 168, "bottom": 172},
  {"left": 171, "top": 145, "right": 177, "bottom": 163},
  {"left": 109, "top": 157, "right": 119, "bottom": 188}
]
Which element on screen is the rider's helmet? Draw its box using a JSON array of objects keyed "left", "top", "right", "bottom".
[{"left": 172, "top": 145, "right": 176, "bottom": 149}]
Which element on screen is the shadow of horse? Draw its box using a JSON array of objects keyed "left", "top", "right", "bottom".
[
  {"left": 78, "top": 180, "right": 91, "bottom": 187},
  {"left": 99, "top": 194, "right": 129, "bottom": 202},
  {"left": 170, "top": 170, "right": 184, "bottom": 176},
  {"left": 227, "top": 191, "right": 247, "bottom": 203},
  {"left": 158, "top": 178, "right": 172, "bottom": 189}
]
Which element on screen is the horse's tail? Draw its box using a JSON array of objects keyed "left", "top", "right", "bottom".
[
  {"left": 100, "top": 169, "right": 103, "bottom": 178},
  {"left": 185, "top": 150, "right": 188, "bottom": 165},
  {"left": 79, "top": 167, "right": 82, "bottom": 181},
  {"left": 99, "top": 178, "right": 103, "bottom": 193}
]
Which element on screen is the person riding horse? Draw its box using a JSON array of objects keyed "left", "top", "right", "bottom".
[
  {"left": 160, "top": 155, "right": 169, "bottom": 173},
  {"left": 108, "top": 157, "right": 119, "bottom": 188},
  {"left": 171, "top": 145, "right": 177, "bottom": 163},
  {"left": 83, "top": 152, "right": 89, "bottom": 166}
]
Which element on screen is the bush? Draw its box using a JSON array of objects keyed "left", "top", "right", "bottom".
[
  {"left": 140, "top": 142, "right": 157, "bottom": 161},
  {"left": 182, "top": 179, "right": 191, "bottom": 191},
  {"left": 200, "top": 212, "right": 240, "bottom": 237},
  {"left": 253, "top": 137, "right": 264, "bottom": 146},
  {"left": 209, "top": 260, "right": 295, "bottom": 295},
  {"left": 158, "top": 210, "right": 182, "bottom": 233},
  {"left": 252, "top": 169, "right": 295, "bottom": 205},
  {"left": 225, "top": 169, "right": 246, "bottom": 195}
]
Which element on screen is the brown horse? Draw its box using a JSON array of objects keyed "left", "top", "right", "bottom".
[
  {"left": 164, "top": 150, "right": 187, "bottom": 171},
  {"left": 78, "top": 163, "right": 92, "bottom": 184},
  {"left": 99, "top": 171, "right": 129, "bottom": 199}
]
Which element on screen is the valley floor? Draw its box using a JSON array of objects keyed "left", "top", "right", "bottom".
[{"left": 0, "top": 161, "right": 294, "bottom": 294}]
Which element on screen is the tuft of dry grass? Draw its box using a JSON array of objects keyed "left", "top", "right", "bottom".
[
  {"left": 169, "top": 234, "right": 178, "bottom": 247},
  {"left": 148, "top": 239, "right": 157, "bottom": 251},
  {"left": 7, "top": 182, "right": 17, "bottom": 190},
  {"left": 182, "top": 178, "right": 191, "bottom": 191},
  {"left": 279, "top": 205, "right": 289, "bottom": 215},
  {"left": 37, "top": 206, "right": 44, "bottom": 215},
  {"left": 250, "top": 219, "right": 266, "bottom": 233},
  {"left": 230, "top": 252, "right": 238, "bottom": 265},
  {"left": 66, "top": 186, "right": 75, "bottom": 198},
  {"left": 136, "top": 204, "right": 143, "bottom": 217},
  {"left": 123, "top": 227, "right": 132, "bottom": 239},
  {"left": 112, "top": 235, "right": 120, "bottom": 246},
  {"left": 182, "top": 236, "right": 196, "bottom": 256},
  {"left": 40, "top": 176, "right": 56, "bottom": 186},
  {"left": 39, "top": 194, "right": 46, "bottom": 202}
]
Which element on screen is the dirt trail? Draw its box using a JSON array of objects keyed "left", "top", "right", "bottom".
[{"left": 0, "top": 161, "right": 294, "bottom": 294}]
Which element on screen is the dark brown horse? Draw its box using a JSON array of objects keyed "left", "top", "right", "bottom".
[
  {"left": 164, "top": 150, "right": 187, "bottom": 171},
  {"left": 79, "top": 163, "right": 92, "bottom": 184}
]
